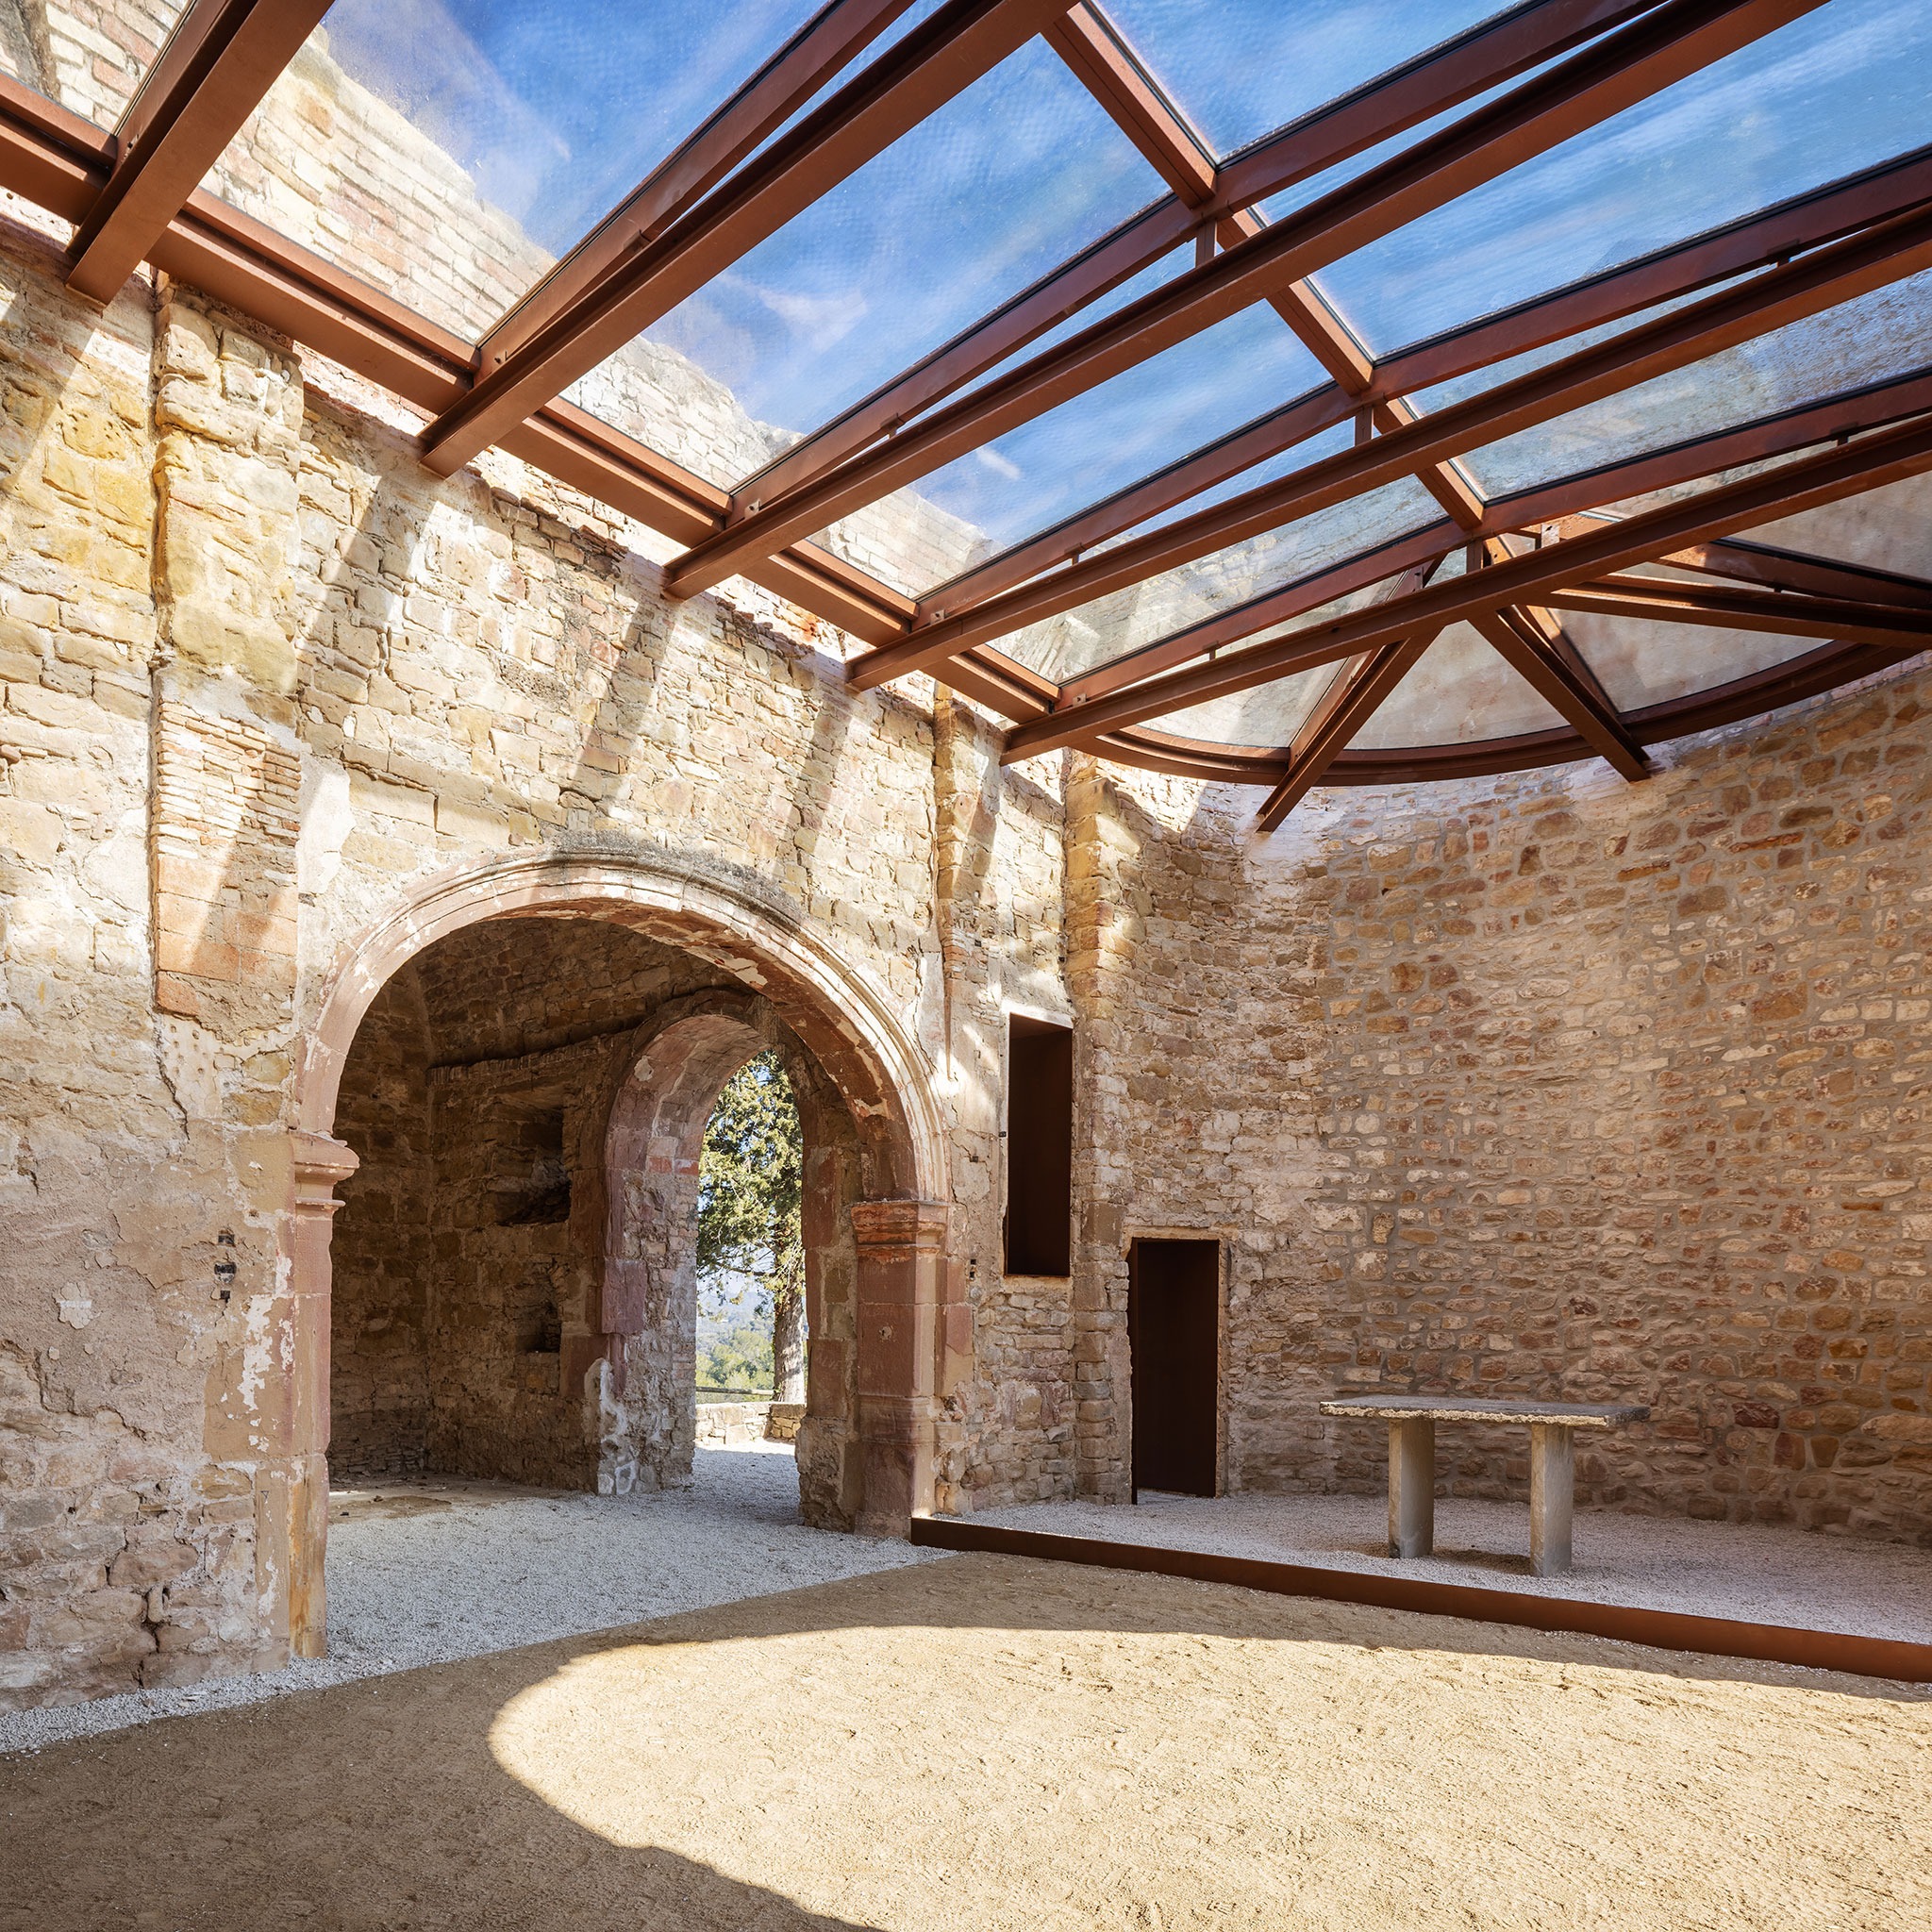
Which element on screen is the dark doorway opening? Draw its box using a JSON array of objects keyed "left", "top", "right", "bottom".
[{"left": 1127, "top": 1239, "right": 1221, "bottom": 1498}]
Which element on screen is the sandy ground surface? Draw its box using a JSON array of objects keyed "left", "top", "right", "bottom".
[
  {"left": 971, "top": 1489, "right": 1932, "bottom": 1641},
  {"left": 0, "top": 1442, "right": 931, "bottom": 1757},
  {"left": 2, "top": 1552, "right": 1926, "bottom": 1932}
]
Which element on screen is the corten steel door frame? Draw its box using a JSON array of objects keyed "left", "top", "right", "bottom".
[{"left": 1126, "top": 1236, "right": 1225, "bottom": 1501}]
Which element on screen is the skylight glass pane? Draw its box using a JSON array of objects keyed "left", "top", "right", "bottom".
[
  {"left": 629, "top": 39, "right": 1163, "bottom": 482},
  {"left": 1457, "top": 271, "right": 1932, "bottom": 501},
  {"left": 202, "top": 0, "right": 834, "bottom": 341},
  {"left": 0, "top": 0, "right": 189, "bottom": 133},
  {"left": 995, "top": 477, "right": 1443, "bottom": 684},
  {"left": 1740, "top": 469, "right": 1932, "bottom": 580},
  {"left": 1319, "top": 0, "right": 1932, "bottom": 354},
  {"left": 1103, "top": 0, "right": 1514, "bottom": 163},
  {"left": 1563, "top": 612, "right": 1827, "bottom": 713},
  {"left": 1350, "top": 622, "right": 1567, "bottom": 747},
  {"left": 824, "top": 306, "right": 1334, "bottom": 598}
]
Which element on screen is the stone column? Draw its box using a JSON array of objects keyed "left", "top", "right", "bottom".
[
  {"left": 283, "top": 1130, "right": 359, "bottom": 1657},
  {"left": 850, "top": 1199, "right": 948, "bottom": 1536}
]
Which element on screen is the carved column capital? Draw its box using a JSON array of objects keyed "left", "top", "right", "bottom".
[
  {"left": 849, "top": 1197, "right": 948, "bottom": 1255},
  {"left": 290, "top": 1130, "right": 358, "bottom": 1216}
]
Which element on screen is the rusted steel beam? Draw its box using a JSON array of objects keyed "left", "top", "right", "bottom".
[
  {"left": 1473, "top": 606, "right": 1651, "bottom": 778},
  {"left": 917, "top": 148, "right": 1932, "bottom": 624},
  {"left": 419, "top": 0, "right": 1074, "bottom": 479},
  {"left": 850, "top": 201, "right": 1932, "bottom": 687},
  {"left": 66, "top": 0, "right": 331, "bottom": 303},
  {"left": 1046, "top": 364, "right": 1932, "bottom": 710},
  {"left": 1660, "top": 538, "right": 1932, "bottom": 608},
  {"left": 1545, "top": 576, "right": 1932, "bottom": 647},
  {"left": 1254, "top": 633, "right": 1439, "bottom": 830},
  {"left": 734, "top": 0, "right": 1655, "bottom": 514},
  {"left": 665, "top": 0, "right": 1826, "bottom": 599},
  {"left": 998, "top": 406, "right": 1932, "bottom": 760},
  {"left": 480, "top": 0, "right": 915, "bottom": 375}
]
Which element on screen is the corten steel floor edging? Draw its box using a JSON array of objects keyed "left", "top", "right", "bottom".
[{"left": 908, "top": 1516, "right": 1932, "bottom": 1685}]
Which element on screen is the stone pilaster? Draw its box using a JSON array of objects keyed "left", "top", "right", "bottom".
[{"left": 850, "top": 1198, "right": 948, "bottom": 1535}]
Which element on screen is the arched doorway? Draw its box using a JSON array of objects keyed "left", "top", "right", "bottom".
[{"left": 283, "top": 855, "right": 950, "bottom": 1656}]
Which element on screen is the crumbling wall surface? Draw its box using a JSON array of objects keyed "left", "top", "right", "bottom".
[
  {"left": 1080, "top": 670, "right": 1932, "bottom": 1541},
  {"left": 327, "top": 964, "right": 434, "bottom": 1477}
]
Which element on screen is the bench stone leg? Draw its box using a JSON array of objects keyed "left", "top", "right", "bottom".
[
  {"left": 1388, "top": 1418, "right": 1435, "bottom": 1558},
  {"left": 1529, "top": 1423, "right": 1575, "bottom": 1576}
]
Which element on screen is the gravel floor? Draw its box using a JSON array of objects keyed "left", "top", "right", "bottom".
[
  {"left": 971, "top": 1488, "right": 1932, "bottom": 1641},
  {"left": 0, "top": 1441, "right": 932, "bottom": 1758}
]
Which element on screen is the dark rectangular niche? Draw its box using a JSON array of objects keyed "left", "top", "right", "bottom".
[{"left": 1005, "top": 1013, "right": 1073, "bottom": 1278}]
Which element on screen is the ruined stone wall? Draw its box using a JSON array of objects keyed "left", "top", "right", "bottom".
[
  {"left": 1074, "top": 667, "right": 1932, "bottom": 1541},
  {"left": 328, "top": 964, "right": 433, "bottom": 1477}
]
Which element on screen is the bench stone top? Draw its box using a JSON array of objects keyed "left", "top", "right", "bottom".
[{"left": 1319, "top": 1393, "right": 1649, "bottom": 1427}]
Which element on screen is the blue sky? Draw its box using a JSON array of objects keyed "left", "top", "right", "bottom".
[{"left": 317, "top": 0, "right": 1932, "bottom": 558}]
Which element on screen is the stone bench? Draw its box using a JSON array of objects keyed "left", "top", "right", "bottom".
[{"left": 1319, "top": 1393, "right": 1650, "bottom": 1576}]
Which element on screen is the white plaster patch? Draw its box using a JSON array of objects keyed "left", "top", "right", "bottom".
[
  {"left": 56, "top": 1293, "right": 92, "bottom": 1328},
  {"left": 297, "top": 755, "right": 355, "bottom": 898}
]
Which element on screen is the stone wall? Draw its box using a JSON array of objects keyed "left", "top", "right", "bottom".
[{"left": 1074, "top": 668, "right": 1932, "bottom": 1542}]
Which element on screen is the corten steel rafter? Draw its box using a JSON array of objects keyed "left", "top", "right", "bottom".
[
  {"left": 730, "top": 0, "right": 1660, "bottom": 515},
  {"left": 419, "top": 0, "right": 1077, "bottom": 479},
  {"left": 66, "top": 0, "right": 332, "bottom": 303},
  {"left": 1254, "top": 631, "right": 1443, "bottom": 831},
  {"left": 662, "top": 0, "right": 1827, "bottom": 601},
  {"left": 1543, "top": 575, "right": 1932, "bottom": 647},
  {"left": 477, "top": 0, "right": 917, "bottom": 377},
  {"left": 1047, "top": 2, "right": 1486, "bottom": 531},
  {"left": 916, "top": 143, "right": 1932, "bottom": 625},
  {"left": 0, "top": 72, "right": 928, "bottom": 647},
  {"left": 846, "top": 198, "right": 1932, "bottom": 687},
  {"left": 998, "top": 407, "right": 1932, "bottom": 761},
  {"left": 1660, "top": 538, "right": 1932, "bottom": 607},
  {"left": 1470, "top": 604, "right": 1652, "bottom": 779},
  {"left": 1047, "top": 363, "right": 1932, "bottom": 713}
]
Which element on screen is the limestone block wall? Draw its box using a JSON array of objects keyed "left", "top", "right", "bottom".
[{"left": 1074, "top": 668, "right": 1932, "bottom": 1541}]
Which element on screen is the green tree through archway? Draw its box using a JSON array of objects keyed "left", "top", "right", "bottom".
[{"left": 696, "top": 1050, "right": 805, "bottom": 1404}]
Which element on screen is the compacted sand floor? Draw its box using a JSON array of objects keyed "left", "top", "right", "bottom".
[{"left": 4, "top": 1551, "right": 1928, "bottom": 1931}]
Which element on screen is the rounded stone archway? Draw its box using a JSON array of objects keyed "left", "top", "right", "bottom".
[{"left": 281, "top": 854, "right": 952, "bottom": 1655}]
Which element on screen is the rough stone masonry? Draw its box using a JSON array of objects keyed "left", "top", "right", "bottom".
[{"left": 0, "top": 1, "right": 1928, "bottom": 1713}]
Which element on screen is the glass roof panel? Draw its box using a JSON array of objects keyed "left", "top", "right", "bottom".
[
  {"left": 1349, "top": 622, "right": 1568, "bottom": 748},
  {"left": 202, "top": 0, "right": 838, "bottom": 341},
  {"left": 995, "top": 475, "right": 1444, "bottom": 684},
  {"left": 1318, "top": 0, "right": 1931, "bottom": 355},
  {"left": 1102, "top": 0, "right": 1515, "bottom": 164},
  {"left": 1563, "top": 613, "right": 1828, "bottom": 714},
  {"left": 0, "top": 0, "right": 189, "bottom": 133},
  {"left": 1737, "top": 469, "right": 1932, "bottom": 580},
  {"left": 1457, "top": 270, "right": 1932, "bottom": 501},
  {"left": 633, "top": 39, "right": 1164, "bottom": 478},
  {"left": 849, "top": 306, "right": 1335, "bottom": 596}
]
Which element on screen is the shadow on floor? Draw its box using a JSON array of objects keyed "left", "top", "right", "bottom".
[{"left": 2, "top": 1551, "right": 1922, "bottom": 1931}]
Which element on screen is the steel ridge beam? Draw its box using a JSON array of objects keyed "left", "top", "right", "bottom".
[
  {"left": 1255, "top": 633, "right": 1438, "bottom": 830},
  {"left": 916, "top": 143, "right": 1932, "bottom": 624},
  {"left": 1050, "top": 6, "right": 1486, "bottom": 541},
  {"left": 998, "top": 405, "right": 1932, "bottom": 760},
  {"left": 664, "top": 0, "right": 1825, "bottom": 600},
  {"left": 478, "top": 0, "right": 916, "bottom": 376},
  {"left": 1471, "top": 605, "right": 1651, "bottom": 779},
  {"left": 848, "top": 199, "right": 1932, "bottom": 687},
  {"left": 419, "top": 0, "right": 1075, "bottom": 479},
  {"left": 1036, "top": 362, "right": 1932, "bottom": 712},
  {"left": 67, "top": 0, "right": 331, "bottom": 304},
  {"left": 730, "top": 0, "right": 1657, "bottom": 516}
]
